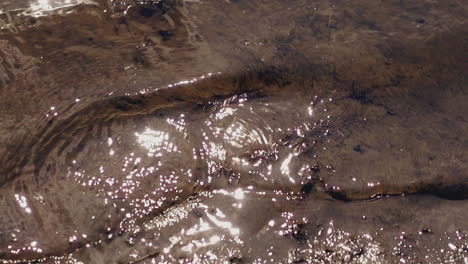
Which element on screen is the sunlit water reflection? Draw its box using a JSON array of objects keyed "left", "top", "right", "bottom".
[
  {"left": 0, "top": 0, "right": 96, "bottom": 16},
  {"left": 0, "top": 0, "right": 467, "bottom": 263}
]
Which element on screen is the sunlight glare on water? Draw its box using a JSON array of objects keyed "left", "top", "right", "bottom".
[{"left": 0, "top": 0, "right": 467, "bottom": 263}]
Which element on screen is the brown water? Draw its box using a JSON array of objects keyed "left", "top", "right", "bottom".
[{"left": 0, "top": 0, "right": 467, "bottom": 263}]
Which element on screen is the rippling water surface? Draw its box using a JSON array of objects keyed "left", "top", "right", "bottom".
[{"left": 0, "top": 0, "right": 467, "bottom": 263}]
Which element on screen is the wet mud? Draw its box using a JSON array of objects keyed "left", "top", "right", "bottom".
[{"left": 0, "top": 0, "right": 467, "bottom": 263}]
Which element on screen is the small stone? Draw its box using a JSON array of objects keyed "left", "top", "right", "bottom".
[
  {"left": 353, "top": 145, "right": 363, "bottom": 153},
  {"left": 300, "top": 182, "right": 314, "bottom": 195}
]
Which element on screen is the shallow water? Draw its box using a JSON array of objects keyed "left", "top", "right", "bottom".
[{"left": 0, "top": 0, "right": 467, "bottom": 263}]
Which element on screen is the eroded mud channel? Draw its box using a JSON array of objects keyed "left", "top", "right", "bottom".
[{"left": 0, "top": 0, "right": 467, "bottom": 263}]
